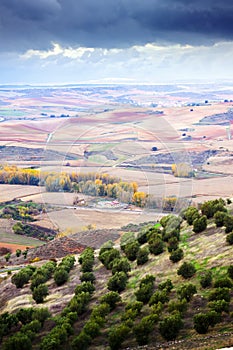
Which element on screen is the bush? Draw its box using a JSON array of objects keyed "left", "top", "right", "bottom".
[
  {"left": 54, "top": 268, "right": 69, "bottom": 286},
  {"left": 135, "top": 275, "right": 155, "bottom": 304},
  {"left": 71, "top": 331, "right": 91, "bottom": 350},
  {"left": 99, "top": 248, "right": 120, "bottom": 269},
  {"left": 124, "top": 241, "right": 140, "bottom": 261},
  {"left": 168, "top": 299, "right": 187, "bottom": 314},
  {"left": 200, "top": 270, "right": 212, "bottom": 288},
  {"left": 167, "top": 237, "right": 179, "bottom": 252},
  {"left": 32, "top": 284, "right": 48, "bottom": 303},
  {"left": 214, "top": 211, "right": 227, "bottom": 227},
  {"left": 100, "top": 291, "right": 121, "bottom": 311},
  {"left": 80, "top": 272, "right": 96, "bottom": 283},
  {"left": 107, "top": 272, "right": 128, "bottom": 293},
  {"left": 11, "top": 270, "right": 31, "bottom": 288},
  {"left": 148, "top": 237, "right": 164, "bottom": 255},
  {"left": 177, "top": 283, "right": 197, "bottom": 302},
  {"left": 208, "top": 299, "right": 230, "bottom": 313},
  {"left": 224, "top": 215, "right": 233, "bottom": 233},
  {"left": 75, "top": 282, "right": 95, "bottom": 295},
  {"left": 159, "top": 312, "right": 183, "bottom": 341},
  {"left": 201, "top": 199, "right": 226, "bottom": 219},
  {"left": 120, "top": 232, "right": 135, "bottom": 251},
  {"left": 169, "top": 248, "right": 184, "bottom": 263},
  {"left": 177, "top": 262, "right": 196, "bottom": 279},
  {"left": 83, "top": 320, "right": 101, "bottom": 338},
  {"left": 227, "top": 265, "right": 233, "bottom": 279},
  {"left": 136, "top": 247, "right": 149, "bottom": 265},
  {"left": 91, "top": 303, "right": 110, "bottom": 319},
  {"left": 111, "top": 257, "right": 131, "bottom": 275},
  {"left": 226, "top": 232, "right": 233, "bottom": 245},
  {"left": 185, "top": 206, "right": 200, "bottom": 225},
  {"left": 3, "top": 333, "right": 32, "bottom": 350},
  {"left": 208, "top": 287, "right": 231, "bottom": 302},
  {"left": 214, "top": 277, "right": 233, "bottom": 288},
  {"left": 158, "top": 279, "right": 173, "bottom": 292},
  {"left": 108, "top": 324, "right": 130, "bottom": 350},
  {"left": 193, "top": 313, "right": 209, "bottom": 334},
  {"left": 193, "top": 216, "right": 207, "bottom": 233},
  {"left": 133, "top": 315, "right": 156, "bottom": 345},
  {"left": 149, "top": 290, "right": 169, "bottom": 305},
  {"left": 193, "top": 311, "right": 220, "bottom": 334}
]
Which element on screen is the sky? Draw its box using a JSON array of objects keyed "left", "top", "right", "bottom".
[{"left": 0, "top": 0, "right": 233, "bottom": 84}]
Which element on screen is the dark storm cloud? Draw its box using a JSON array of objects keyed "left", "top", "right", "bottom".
[{"left": 0, "top": 0, "right": 233, "bottom": 52}]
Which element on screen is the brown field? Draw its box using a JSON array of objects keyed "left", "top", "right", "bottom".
[
  {"left": 0, "top": 85, "right": 233, "bottom": 234},
  {"left": 0, "top": 242, "right": 33, "bottom": 253}
]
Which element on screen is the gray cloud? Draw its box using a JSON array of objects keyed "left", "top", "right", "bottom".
[{"left": 0, "top": 0, "right": 233, "bottom": 53}]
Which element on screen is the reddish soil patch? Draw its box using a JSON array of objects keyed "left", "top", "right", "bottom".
[{"left": 0, "top": 242, "right": 32, "bottom": 253}]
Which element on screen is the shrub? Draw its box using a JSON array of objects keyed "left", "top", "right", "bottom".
[
  {"left": 107, "top": 272, "right": 128, "bottom": 293},
  {"left": 177, "top": 262, "right": 196, "bottom": 279},
  {"left": 224, "top": 215, "right": 233, "bottom": 233},
  {"left": 169, "top": 248, "right": 184, "bottom": 263},
  {"left": 193, "top": 216, "right": 207, "bottom": 233},
  {"left": 124, "top": 241, "right": 140, "bottom": 261},
  {"left": 159, "top": 312, "right": 183, "bottom": 341},
  {"left": 91, "top": 303, "right": 110, "bottom": 319},
  {"left": 3, "top": 332, "right": 32, "bottom": 350},
  {"left": 193, "top": 311, "right": 220, "bottom": 334},
  {"left": 99, "top": 248, "right": 120, "bottom": 269},
  {"left": 83, "top": 320, "right": 101, "bottom": 338},
  {"left": 80, "top": 272, "right": 96, "bottom": 283},
  {"left": 208, "top": 299, "right": 230, "bottom": 313},
  {"left": 227, "top": 265, "right": 233, "bottom": 279},
  {"left": 177, "top": 283, "right": 197, "bottom": 302},
  {"left": 108, "top": 324, "right": 130, "bottom": 350},
  {"left": 214, "top": 211, "right": 227, "bottom": 227},
  {"left": 100, "top": 291, "right": 121, "bottom": 311},
  {"left": 168, "top": 299, "right": 187, "bottom": 314},
  {"left": 111, "top": 257, "right": 131, "bottom": 275},
  {"left": 54, "top": 268, "right": 69, "bottom": 286},
  {"left": 158, "top": 279, "right": 173, "bottom": 292},
  {"left": 200, "top": 270, "right": 212, "bottom": 288},
  {"left": 133, "top": 315, "right": 156, "bottom": 345},
  {"left": 135, "top": 275, "right": 155, "bottom": 304},
  {"left": 167, "top": 237, "right": 179, "bottom": 252},
  {"left": 214, "top": 277, "right": 233, "bottom": 288},
  {"left": 120, "top": 232, "right": 135, "bottom": 251},
  {"left": 185, "top": 206, "right": 200, "bottom": 225},
  {"left": 71, "top": 331, "right": 91, "bottom": 350},
  {"left": 16, "top": 249, "right": 22, "bottom": 257},
  {"left": 148, "top": 237, "right": 164, "bottom": 255},
  {"left": 201, "top": 199, "right": 226, "bottom": 219},
  {"left": 75, "top": 282, "right": 95, "bottom": 295},
  {"left": 208, "top": 287, "right": 231, "bottom": 302},
  {"left": 11, "top": 270, "right": 31, "bottom": 288},
  {"left": 226, "top": 232, "right": 233, "bottom": 245},
  {"left": 136, "top": 247, "right": 149, "bottom": 265},
  {"left": 32, "top": 284, "right": 48, "bottom": 303},
  {"left": 149, "top": 290, "right": 169, "bottom": 305}
]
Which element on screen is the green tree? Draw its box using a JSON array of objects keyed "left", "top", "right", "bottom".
[
  {"left": 108, "top": 324, "right": 130, "bottom": 350},
  {"left": 124, "top": 241, "right": 140, "bottom": 261},
  {"left": 159, "top": 312, "right": 183, "bottom": 341},
  {"left": 54, "top": 268, "right": 69, "bottom": 286},
  {"left": 111, "top": 257, "right": 131, "bottom": 275},
  {"left": 226, "top": 232, "right": 233, "bottom": 245},
  {"left": 200, "top": 270, "right": 212, "bottom": 288},
  {"left": 208, "top": 287, "right": 231, "bottom": 302},
  {"left": 83, "top": 320, "right": 101, "bottom": 338},
  {"left": 177, "top": 262, "right": 196, "bottom": 279},
  {"left": 133, "top": 315, "right": 156, "bottom": 345},
  {"left": 136, "top": 247, "right": 149, "bottom": 265},
  {"left": 80, "top": 272, "right": 96, "bottom": 283},
  {"left": 100, "top": 291, "right": 121, "bottom": 311},
  {"left": 224, "top": 215, "right": 233, "bottom": 233},
  {"left": 193, "top": 215, "right": 207, "bottom": 233},
  {"left": 32, "top": 284, "right": 48, "bottom": 303},
  {"left": 185, "top": 206, "right": 200, "bottom": 225},
  {"left": 177, "top": 283, "right": 197, "bottom": 302},
  {"left": 107, "top": 272, "right": 128, "bottom": 293},
  {"left": 169, "top": 248, "right": 184, "bottom": 263},
  {"left": 16, "top": 249, "right": 22, "bottom": 257},
  {"left": 3, "top": 333, "right": 32, "bottom": 350},
  {"left": 214, "top": 277, "right": 233, "bottom": 288},
  {"left": 71, "top": 331, "right": 91, "bottom": 350},
  {"left": 227, "top": 265, "right": 233, "bottom": 279},
  {"left": 148, "top": 236, "right": 164, "bottom": 255},
  {"left": 214, "top": 211, "right": 227, "bottom": 227}
]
